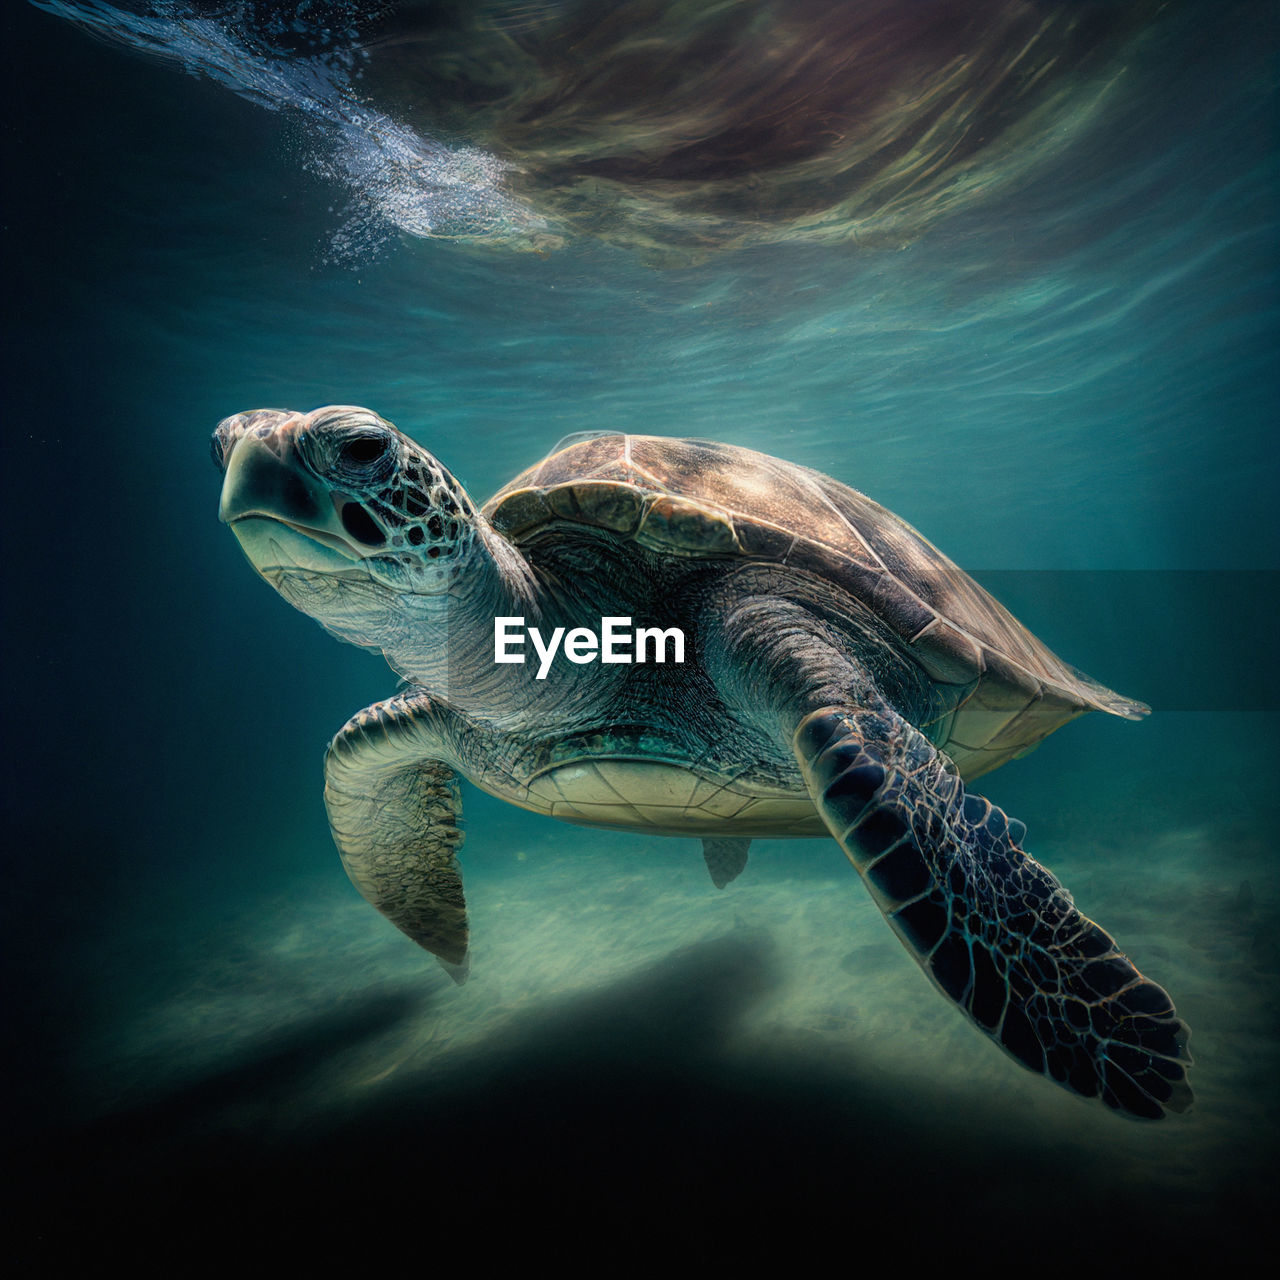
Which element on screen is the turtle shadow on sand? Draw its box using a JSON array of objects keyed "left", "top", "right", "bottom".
[
  {"left": 34, "top": 986, "right": 428, "bottom": 1157},
  {"left": 15, "top": 927, "right": 1267, "bottom": 1266}
]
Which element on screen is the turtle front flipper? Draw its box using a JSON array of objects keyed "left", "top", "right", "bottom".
[
  {"left": 708, "top": 600, "right": 1191, "bottom": 1118},
  {"left": 324, "top": 693, "right": 470, "bottom": 982},
  {"left": 795, "top": 703, "right": 1192, "bottom": 1118}
]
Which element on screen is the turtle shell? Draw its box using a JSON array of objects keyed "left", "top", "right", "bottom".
[{"left": 483, "top": 432, "right": 1147, "bottom": 779}]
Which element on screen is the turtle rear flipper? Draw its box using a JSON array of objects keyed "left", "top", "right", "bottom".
[
  {"left": 702, "top": 837, "right": 750, "bottom": 888},
  {"left": 795, "top": 703, "right": 1192, "bottom": 1118},
  {"left": 325, "top": 693, "right": 470, "bottom": 982}
]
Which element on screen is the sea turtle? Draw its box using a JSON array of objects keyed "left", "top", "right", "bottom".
[{"left": 213, "top": 404, "right": 1192, "bottom": 1119}]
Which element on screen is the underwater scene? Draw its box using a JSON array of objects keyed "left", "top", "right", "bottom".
[{"left": 5, "top": 0, "right": 1278, "bottom": 1263}]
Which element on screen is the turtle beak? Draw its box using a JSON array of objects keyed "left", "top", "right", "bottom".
[
  {"left": 218, "top": 422, "right": 328, "bottom": 528},
  {"left": 216, "top": 412, "right": 376, "bottom": 570}
]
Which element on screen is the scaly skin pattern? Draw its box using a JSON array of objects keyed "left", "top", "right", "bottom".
[
  {"left": 708, "top": 595, "right": 1191, "bottom": 1118},
  {"left": 324, "top": 694, "right": 470, "bottom": 977},
  {"left": 795, "top": 706, "right": 1191, "bottom": 1119}
]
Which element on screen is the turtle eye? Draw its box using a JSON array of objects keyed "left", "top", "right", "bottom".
[{"left": 338, "top": 433, "right": 392, "bottom": 470}]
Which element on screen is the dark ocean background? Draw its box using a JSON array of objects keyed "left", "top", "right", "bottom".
[{"left": 4, "top": 0, "right": 1277, "bottom": 1265}]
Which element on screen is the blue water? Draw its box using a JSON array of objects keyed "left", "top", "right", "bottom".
[{"left": 4, "top": 0, "right": 1278, "bottom": 1264}]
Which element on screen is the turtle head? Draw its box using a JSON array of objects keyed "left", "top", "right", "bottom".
[{"left": 214, "top": 405, "right": 484, "bottom": 646}]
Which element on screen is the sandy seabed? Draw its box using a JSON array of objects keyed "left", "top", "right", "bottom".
[{"left": 31, "top": 797, "right": 1274, "bottom": 1267}]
